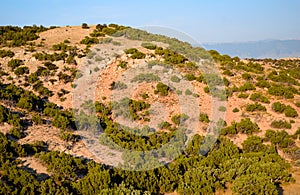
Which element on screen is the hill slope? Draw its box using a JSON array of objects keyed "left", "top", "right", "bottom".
[{"left": 0, "top": 24, "right": 300, "bottom": 194}]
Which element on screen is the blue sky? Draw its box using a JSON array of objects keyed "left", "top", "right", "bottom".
[{"left": 1, "top": 0, "right": 300, "bottom": 43}]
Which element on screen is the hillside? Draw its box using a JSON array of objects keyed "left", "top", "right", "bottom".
[{"left": 0, "top": 24, "right": 300, "bottom": 194}]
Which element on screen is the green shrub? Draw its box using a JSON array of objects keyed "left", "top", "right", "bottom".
[
  {"left": 239, "top": 82, "right": 256, "bottom": 92},
  {"left": 242, "top": 73, "right": 252, "bottom": 80},
  {"left": 117, "top": 61, "right": 128, "bottom": 69},
  {"left": 245, "top": 102, "right": 266, "bottom": 112},
  {"left": 7, "top": 59, "right": 23, "bottom": 70},
  {"left": 102, "top": 27, "right": 117, "bottom": 35},
  {"left": 272, "top": 102, "right": 286, "bottom": 113},
  {"left": 14, "top": 66, "right": 29, "bottom": 76},
  {"left": 268, "top": 85, "right": 296, "bottom": 99},
  {"left": 256, "top": 80, "right": 271, "bottom": 88},
  {"left": 199, "top": 113, "right": 209, "bottom": 123},
  {"left": 204, "top": 86, "right": 210, "bottom": 93},
  {"left": 265, "top": 129, "right": 295, "bottom": 149},
  {"left": 270, "top": 120, "right": 292, "bottom": 129},
  {"left": 236, "top": 118, "right": 260, "bottom": 134},
  {"left": 232, "top": 107, "right": 239, "bottom": 113},
  {"left": 141, "top": 42, "right": 157, "bottom": 50},
  {"left": 131, "top": 73, "right": 160, "bottom": 83},
  {"left": 218, "top": 106, "right": 226, "bottom": 112},
  {"left": 223, "top": 77, "right": 230, "bottom": 87},
  {"left": 238, "top": 93, "right": 249, "bottom": 99},
  {"left": 171, "top": 75, "right": 180, "bottom": 83},
  {"left": 81, "top": 23, "right": 89, "bottom": 29},
  {"left": 222, "top": 118, "right": 260, "bottom": 135},
  {"left": 184, "top": 74, "right": 196, "bottom": 81},
  {"left": 110, "top": 81, "right": 127, "bottom": 90},
  {"left": 125, "top": 48, "right": 146, "bottom": 59},
  {"left": 32, "top": 113, "right": 43, "bottom": 125},
  {"left": 90, "top": 30, "right": 105, "bottom": 37},
  {"left": 60, "top": 131, "right": 80, "bottom": 142},
  {"left": 154, "top": 82, "right": 169, "bottom": 96},
  {"left": 171, "top": 114, "right": 189, "bottom": 125},
  {"left": 80, "top": 36, "right": 98, "bottom": 45},
  {"left": 176, "top": 90, "right": 182, "bottom": 95},
  {"left": 272, "top": 102, "right": 298, "bottom": 117},
  {"left": 223, "top": 69, "right": 234, "bottom": 76},
  {"left": 0, "top": 49, "right": 14, "bottom": 58},
  {"left": 250, "top": 93, "right": 270, "bottom": 103},
  {"left": 141, "top": 93, "right": 149, "bottom": 99},
  {"left": 9, "top": 127, "right": 24, "bottom": 139},
  {"left": 185, "top": 89, "right": 193, "bottom": 95},
  {"left": 0, "top": 105, "right": 9, "bottom": 123},
  {"left": 284, "top": 106, "right": 298, "bottom": 118}
]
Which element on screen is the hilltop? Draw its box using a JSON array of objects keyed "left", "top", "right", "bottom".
[{"left": 0, "top": 24, "right": 300, "bottom": 194}]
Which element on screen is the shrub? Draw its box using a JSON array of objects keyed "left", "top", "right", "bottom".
[
  {"left": 265, "top": 129, "right": 295, "bottom": 149},
  {"left": 245, "top": 102, "right": 266, "bottom": 112},
  {"left": 90, "top": 30, "right": 105, "bottom": 37},
  {"left": 110, "top": 81, "right": 127, "bottom": 90},
  {"left": 236, "top": 118, "right": 260, "bottom": 134},
  {"left": 154, "top": 82, "right": 169, "bottom": 96},
  {"left": 0, "top": 105, "right": 9, "bottom": 123},
  {"left": 250, "top": 93, "right": 270, "bottom": 103},
  {"left": 102, "top": 27, "right": 117, "bottom": 35},
  {"left": 125, "top": 48, "right": 146, "bottom": 59},
  {"left": 7, "top": 59, "right": 23, "bottom": 70},
  {"left": 223, "top": 77, "right": 230, "bottom": 87},
  {"left": 199, "top": 113, "right": 209, "bottom": 123},
  {"left": 131, "top": 73, "right": 160, "bottom": 83},
  {"left": 80, "top": 36, "right": 98, "bottom": 45},
  {"left": 27, "top": 73, "right": 39, "bottom": 84},
  {"left": 60, "top": 131, "right": 80, "bottom": 142},
  {"left": 272, "top": 102, "right": 286, "bottom": 113},
  {"left": 141, "top": 42, "right": 156, "bottom": 50},
  {"left": 171, "top": 114, "right": 189, "bottom": 125},
  {"left": 256, "top": 80, "right": 271, "bottom": 88},
  {"left": 242, "top": 73, "right": 252, "bottom": 80},
  {"left": 14, "top": 66, "right": 29, "bottom": 76},
  {"left": 239, "top": 82, "right": 256, "bottom": 92},
  {"left": 32, "top": 113, "right": 43, "bottom": 125},
  {"left": 284, "top": 106, "right": 298, "bottom": 118},
  {"left": 204, "top": 86, "right": 210, "bottom": 93},
  {"left": 223, "top": 69, "right": 234, "bottom": 76},
  {"left": 9, "top": 127, "right": 24, "bottom": 139},
  {"left": 218, "top": 106, "right": 226, "bottom": 112},
  {"left": 238, "top": 93, "right": 249, "bottom": 99},
  {"left": 232, "top": 107, "right": 239, "bottom": 113},
  {"left": 0, "top": 49, "right": 14, "bottom": 58},
  {"left": 184, "top": 74, "right": 196, "bottom": 81},
  {"left": 222, "top": 118, "right": 260, "bottom": 135},
  {"left": 268, "top": 85, "right": 296, "bottom": 99},
  {"left": 141, "top": 93, "right": 149, "bottom": 99},
  {"left": 171, "top": 75, "right": 180, "bottom": 83},
  {"left": 117, "top": 61, "right": 128, "bottom": 69},
  {"left": 64, "top": 39, "right": 70, "bottom": 43},
  {"left": 81, "top": 23, "right": 89, "bottom": 29},
  {"left": 270, "top": 120, "right": 292, "bottom": 129},
  {"left": 185, "top": 89, "right": 193, "bottom": 95}
]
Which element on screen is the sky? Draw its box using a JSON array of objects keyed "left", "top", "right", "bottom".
[{"left": 1, "top": 0, "right": 300, "bottom": 43}]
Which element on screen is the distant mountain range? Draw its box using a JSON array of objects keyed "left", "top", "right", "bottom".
[{"left": 203, "top": 40, "right": 300, "bottom": 59}]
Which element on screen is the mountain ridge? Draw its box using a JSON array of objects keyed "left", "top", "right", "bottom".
[{"left": 204, "top": 39, "right": 300, "bottom": 59}]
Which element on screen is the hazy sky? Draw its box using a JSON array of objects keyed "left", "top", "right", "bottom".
[{"left": 1, "top": 0, "right": 300, "bottom": 43}]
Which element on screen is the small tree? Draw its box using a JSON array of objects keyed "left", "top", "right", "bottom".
[{"left": 81, "top": 23, "right": 89, "bottom": 29}]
